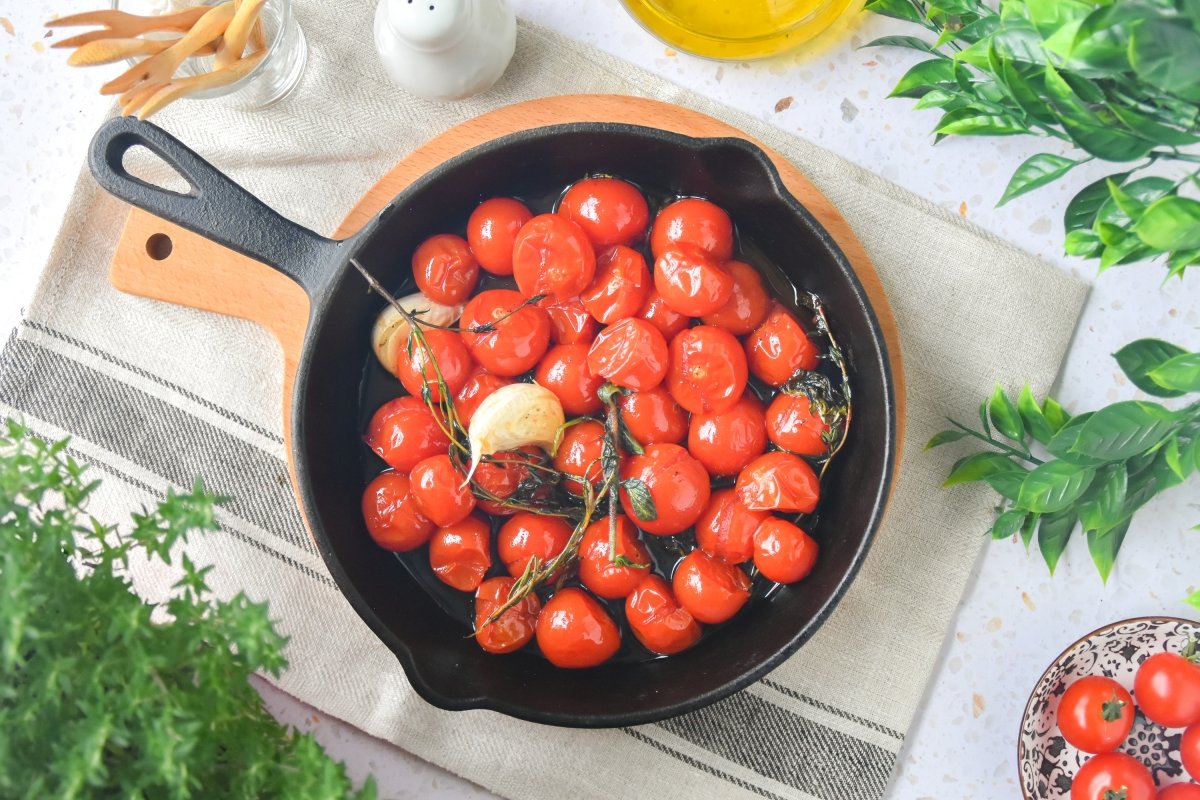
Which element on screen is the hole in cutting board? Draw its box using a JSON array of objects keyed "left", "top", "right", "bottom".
[
  {"left": 122, "top": 145, "right": 191, "bottom": 195},
  {"left": 146, "top": 233, "right": 173, "bottom": 261}
]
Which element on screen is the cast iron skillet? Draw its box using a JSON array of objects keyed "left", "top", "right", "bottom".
[{"left": 88, "top": 115, "right": 896, "bottom": 728}]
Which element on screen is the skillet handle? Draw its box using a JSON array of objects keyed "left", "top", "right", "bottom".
[{"left": 88, "top": 116, "right": 341, "bottom": 298}]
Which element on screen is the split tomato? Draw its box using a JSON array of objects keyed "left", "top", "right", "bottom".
[
  {"left": 700, "top": 259, "right": 770, "bottom": 335},
  {"left": 459, "top": 289, "right": 552, "bottom": 376},
  {"left": 474, "top": 576, "right": 540, "bottom": 654},
  {"left": 361, "top": 472, "right": 435, "bottom": 552},
  {"left": 667, "top": 325, "right": 748, "bottom": 415},
  {"left": 587, "top": 318, "right": 669, "bottom": 391},
  {"left": 553, "top": 420, "right": 608, "bottom": 497},
  {"left": 686, "top": 391, "right": 768, "bottom": 476},
  {"left": 654, "top": 246, "right": 734, "bottom": 317},
  {"left": 512, "top": 214, "right": 596, "bottom": 299},
  {"left": 497, "top": 511, "right": 572, "bottom": 577},
  {"left": 694, "top": 488, "right": 769, "bottom": 565},
  {"left": 535, "top": 343, "right": 604, "bottom": 416},
  {"left": 618, "top": 385, "right": 689, "bottom": 446},
  {"left": 394, "top": 328, "right": 473, "bottom": 402},
  {"left": 745, "top": 304, "right": 820, "bottom": 387},
  {"left": 626, "top": 574, "right": 702, "bottom": 655},
  {"left": 539, "top": 295, "right": 600, "bottom": 345},
  {"left": 672, "top": 549, "right": 751, "bottom": 624},
  {"left": 428, "top": 514, "right": 491, "bottom": 592},
  {"left": 637, "top": 287, "right": 691, "bottom": 341},
  {"left": 412, "top": 233, "right": 479, "bottom": 305},
  {"left": 409, "top": 453, "right": 476, "bottom": 527},
  {"left": 581, "top": 245, "right": 651, "bottom": 324},
  {"left": 454, "top": 368, "right": 513, "bottom": 429},
  {"left": 753, "top": 518, "right": 818, "bottom": 584},
  {"left": 735, "top": 451, "right": 820, "bottom": 514},
  {"left": 364, "top": 397, "right": 450, "bottom": 472},
  {"left": 766, "top": 393, "right": 831, "bottom": 456}
]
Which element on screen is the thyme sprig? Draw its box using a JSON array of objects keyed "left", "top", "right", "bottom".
[{"left": 789, "top": 293, "right": 854, "bottom": 480}]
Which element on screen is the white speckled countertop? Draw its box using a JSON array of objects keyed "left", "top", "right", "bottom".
[{"left": 2, "top": 2, "right": 1197, "bottom": 798}]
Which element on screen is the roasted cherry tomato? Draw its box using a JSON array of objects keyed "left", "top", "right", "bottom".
[
  {"left": 626, "top": 574, "right": 702, "bottom": 655},
  {"left": 736, "top": 451, "right": 820, "bottom": 513},
  {"left": 560, "top": 177, "right": 650, "bottom": 248},
  {"left": 466, "top": 197, "right": 532, "bottom": 275},
  {"left": 428, "top": 514, "right": 491, "bottom": 592},
  {"left": 745, "top": 304, "right": 821, "bottom": 387},
  {"left": 460, "top": 289, "right": 552, "bottom": 376},
  {"left": 687, "top": 392, "right": 768, "bottom": 476},
  {"left": 672, "top": 549, "right": 751, "bottom": 624},
  {"left": 587, "top": 318, "right": 669, "bottom": 391},
  {"left": 620, "top": 443, "right": 711, "bottom": 536},
  {"left": 637, "top": 287, "right": 691, "bottom": 341},
  {"left": 535, "top": 344, "right": 604, "bottom": 416},
  {"left": 753, "top": 518, "right": 818, "bottom": 584},
  {"left": 651, "top": 198, "right": 734, "bottom": 262},
  {"left": 618, "top": 385, "right": 689, "bottom": 446},
  {"left": 1160, "top": 784, "right": 1200, "bottom": 800},
  {"left": 700, "top": 259, "right": 771, "bottom": 335},
  {"left": 1070, "top": 753, "right": 1155, "bottom": 800},
  {"left": 394, "top": 328, "right": 473, "bottom": 402},
  {"left": 1183, "top": 724, "right": 1200, "bottom": 782},
  {"left": 512, "top": 214, "right": 597, "bottom": 299},
  {"left": 1135, "top": 649, "right": 1200, "bottom": 728},
  {"left": 412, "top": 233, "right": 479, "bottom": 305},
  {"left": 364, "top": 396, "right": 451, "bottom": 472},
  {"left": 766, "top": 393, "right": 831, "bottom": 457},
  {"left": 454, "top": 368, "right": 514, "bottom": 429},
  {"left": 497, "top": 511, "right": 572, "bottom": 577},
  {"left": 580, "top": 245, "right": 651, "bottom": 324},
  {"left": 539, "top": 296, "right": 600, "bottom": 345},
  {"left": 361, "top": 471, "right": 435, "bottom": 552},
  {"left": 535, "top": 587, "right": 621, "bottom": 668},
  {"left": 474, "top": 576, "right": 540, "bottom": 654},
  {"left": 472, "top": 450, "right": 533, "bottom": 516},
  {"left": 553, "top": 420, "right": 607, "bottom": 497},
  {"left": 578, "top": 516, "right": 652, "bottom": 599},
  {"left": 1057, "top": 676, "right": 1135, "bottom": 754},
  {"left": 654, "top": 246, "right": 734, "bottom": 318},
  {"left": 694, "top": 488, "right": 769, "bottom": 565},
  {"left": 409, "top": 453, "right": 476, "bottom": 527},
  {"left": 667, "top": 325, "right": 748, "bottom": 415}
]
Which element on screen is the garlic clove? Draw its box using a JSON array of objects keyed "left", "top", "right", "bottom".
[
  {"left": 373, "top": 292, "right": 465, "bottom": 377},
  {"left": 466, "top": 383, "right": 565, "bottom": 482}
]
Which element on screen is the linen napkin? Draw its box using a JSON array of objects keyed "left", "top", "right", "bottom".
[{"left": 0, "top": 6, "right": 1088, "bottom": 800}]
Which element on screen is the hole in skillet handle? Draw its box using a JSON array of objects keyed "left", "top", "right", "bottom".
[{"left": 145, "top": 233, "right": 173, "bottom": 261}]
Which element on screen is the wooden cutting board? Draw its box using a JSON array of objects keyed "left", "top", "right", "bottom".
[{"left": 109, "top": 94, "right": 906, "bottom": 465}]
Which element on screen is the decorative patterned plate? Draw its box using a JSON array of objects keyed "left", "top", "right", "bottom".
[{"left": 1019, "top": 617, "right": 1200, "bottom": 798}]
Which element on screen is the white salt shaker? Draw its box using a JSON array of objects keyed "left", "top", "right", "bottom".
[{"left": 373, "top": 0, "right": 517, "bottom": 101}]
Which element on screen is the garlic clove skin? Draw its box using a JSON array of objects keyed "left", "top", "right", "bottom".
[
  {"left": 373, "top": 292, "right": 465, "bottom": 376},
  {"left": 466, "top": 383, "right": 565, "bottom": 482}
]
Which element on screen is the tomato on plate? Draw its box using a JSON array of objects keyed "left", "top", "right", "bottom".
[
  {"left": 753, "top": 518, "right": 818, "bottom": 584},
  {"left": 687, "top": 391, "right": 768, "bottom": 476},
  {"left": 539, "top": 295, "right": 599, "bottom": 345},
  {"left": 553, "top": 420, "right": 608, "bottom": 497},
  {"left": 620, "top": 443, "right": 710, "bottom": 536},
  {"left": 1160, "top": 783, "right": 1200, "bottom": 800},
  {"left": 667, "top": 325, "right": 748, "bottom": 415},
  {"left": 1135, "top": 649, "right": 1200, "bottom": 728},
  {"left": 1057, "top": 676, "right": 1135, "bottom": 754},
  {"left": 560, "top": 177, "right": 650, "bottom": 248},
  {"left": 460, "top": 289, "right": 552, "bottom": 376},
  {"left": 618, "top": 385, "right": 688, "bottom": 446},
  {"left": 409, "top": 453, "right": 476, "bottom": 527},
  {"left": 745, "top": 304, "right": 821, "bottom": 387},
  {"left": 651, "top": 198, "right": 734, "bottom": 262},
  {"left": 587, "top": 318, "right": 669, "bottom": 391},
  {"left": 694, "top": 488, "right": 769, "bottom": 565},
  {"left": 394, "top": 328, "right": 473, "bottom": 401},
  {"left": 580, "top": 245, "right": 651, "bottom": 324},
  {"left": 364, "top": 396, "right": 450, "bottom": 472},
  {"left": 626, "top": 574, "right": 702, "bottom": 655},
  {"left": 512, "top": 214, "right": 597, "bottom": 299},
  {"left": 428, "top": 514, "right": 491, "bottom": 592},
  {"left": 578, "top": 516, "right": 652, "bottom": 600},
  {"left": 454, "top": 368, "right": 513, "bottom": 428},
  {"left": 700, "top": 259, "right": 770, "bottom": 335},
  {"left": 474, "top": 576, "right": 540, "bottom": 654},
  {"left": 467, "top": 197, "right": 532, "bottom": 275},
  {"left": 497, "top": 511, "right": 573, "bottom": 577},
  {"left": 654, "top": 246, "right": 734, "bottom": 317},
  {"left": 536, "top": 587, "right": 621, "bottom": 668},
  {"left": 362, "top": 471, "right": 436, "bottom": 552},
  {"left": 412, "top": 233, "right": 480, "bottom": 305},
  {"left": 1183, "top": 724, "right": 1200, "bottom": 782},
  {"left": 672, "top": 549, "right": 751, "bottom": 624},
  {"left": 535, "top": 343, "right": 604, "bottom": 416},
  {"left": 637, "top": 287, "right": 691, "bottom": 341},
  {"left": 1070, "top": 752, "right": 1155, "bottom": 800},
  {"left": 736, "top": 451, "right": 820, "bottom": 513},
  {"left": 472, "top": 450, "right": 533, "bottom": 516},
  {"left": 766, "top": 393, "right": 831, "bottom": 457}
]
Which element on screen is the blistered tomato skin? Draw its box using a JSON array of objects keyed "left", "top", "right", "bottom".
[
  {"left": 412, "top": 234, "right": 480, "bottom": 305},
  {"left": 701, "top": 259, "right": 771, "bottom": 335},
  {"left": 578, "top": 516, "right": 652, "bottom": 599},
  {"left": 497, "top": 511, "right": 573, "bottom": 577},
  {"left": 746, "top": 304, "right": 821, "bottom": 387},
  {"left": 409, "top": 453, "right": 477, "bottom": 527},
  {"left": 460, "top": 289, "right": 552, "bottom": 376},
  {"left": 467, "top": 197, "right": 532, "bottom": 275},
  {"left": 581, "top": 245, "right": 652, "bottom": 324},
  {"left": 535, "top": 344, "right": 604, "bottom": 416},
  {"left": 753, "top": 518, "right": 818, "bottom": 583},
  {"left": 475, "top": 576, "right": 541, "bottom": 654},
  {"left": 535, "top": 587, "right": 622, "bottom": 668},
  {"left": 454, "top": 368, "right": 514, "bottom": 429},
  {"left": 672, "top": 549, "right": 752, "bottom": 624},
  {"left": 654, "top": 246, "right": 735, "bottom": 318},
  {"left": 560, "top": 177, "right": 651, "bottom": 248},
  {"left": 512, "top": 214, "right": 597, "bottom": 299},
  {"left": 626, "top": 574, "right": 702, "bottom": 655},
  {"left": 736, "top": 451, "right": 821, "bottom": 513},
  {"left": 695, "top": 488, "right": 769, "bottom": 564},
  {"left": 395, "top": 329, "right": 474, "bottom": 402},
  {"left": 553, "top": 420, "right": 608, "bottom": 497},
  {"left": 472, "top": 450, "right": 532, "bottom": 516},
  {"left": 365, "top": 397, "right": 451, "bottom": 473},
  {"left": 618, "top": 386, "right": 689, "bottom": 446},
  {"left": 620, "top": 443, "right": 711, "bottom": 536},
  {"left": 687, "top": 392, "right": 768, "bottom": 476},
  {"left": 637, "top": 288, "right": 691, "bottom": 341},
  {"left": 668, "top": 325, "right": 749, "bottom": 415},
  {"left": 538, "top": 296, "right": 600, "bottom": 345},
  {"left": 362, "top": 472, "right": 436, "bottom": 552},
  {"left": 651, "top": 198, "right": 735, "bottom": 262},
  {"left": 587, "top": 318, "right": 670, "bottom": 391},
  {"left": 429, "top": 514, "right": 491, "bottom": 592},
  {"left": 766, "top": 393, "right": 831, "bottom": 456}
]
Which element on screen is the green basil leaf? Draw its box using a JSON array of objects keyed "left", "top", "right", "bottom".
[
  {"left": 1018, "top": 460, "right": 1097, "bottom": 513},
  {"left": 944, "top": 451, "right": 1020, "bottom": 487},
  {"left": 1019, "top": 511, "right": 1040, "bottom": 549},
  {"left": 1078, "top": 463, "right": 1128, "bottom": 532},
  {"left": 865, "top": 0, "right": 925, "bottom": 22},
  {"left": 1042, "top": 397, "right": 1071, "bottom": 434},
  {"left": 1072, "top": 401, "right": 1178, "bottom": 460},
  {"left": 1064, "top": 229, "right": 1103, "bottom": 257},
  {"left": 936, "top": 108, "right": 1028, "bottom": 136},
  {"left": 1038, "top": 510, "right": 1078, "bottom": 575},
  {"left": 890, "top": 59, "right": 959, "bottom": 98},
  {"left": 1147, "top": 353, "right": 1200, "bottom": 393},
  {"left": 989, "top": 384, "right": 1026, "bottom": 441},
  {"left": 926, "top": 429, "right": 969, "bottom": 449},
  {"left": 998, "top": 154, "right": 1081, "bottom": 207},
  {"left": 1017, "top": 385, "right": 1056, "bottom": 444},
  {"left": 1065, "top": 173, "right": 1130, "bottom": 233},
  {"left": 992, "top": 509, "right": 1028, "bottom": 540},
  {"left": 1113, "top": 338, "right": 1189, "bottom": 398},
  {"left": 863, "top": 35, "right": 947, "bottom": 55},
  {"left": 621, "top": 477, "right": 658, "bottom": 522},
  {"left": 1130, "top": 18, "right": 1200, "bottom": 102},
  {"left": 1087, "top": 518, "right": 1130, "bottom": 583},
  {"left": 1134, "top": 197, "right": 1200, "bottom": 251}
]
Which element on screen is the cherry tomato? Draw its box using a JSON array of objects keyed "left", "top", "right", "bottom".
[
  {"left": 700, "top": 259, "right": 771, "bottom": 335},
  {"left": 454, "top": 368, "right": 514, "bottom": 429},
  {"left": 364, "top": 397, "right": 451, "bottom": 472},
  {"left": 428, "top": 514, "right": 491, "bottom": 592},
  {"left": 626, "top": 574, "right": 702, "bottom": 655},
  {"left": 580, "top": 245, "right": 651, "bottom": 324},
  {"left": 753, "top": 518, "right": 818, "bottom": 584},
  {"left": 637, "top": 287, "right": 691, "bottom": 341},
  {"left": 535, "top": 344, "right": 604, "bottom": 416},
  {"left": 1057, "top": 676, "right": 1135, "bottom": 754},
  {"left": 460, "top": 289, "right": 552, "bottom": 376},
  {"left": 578, "top": 515, "right": 652, "bottom": 600},
  {"left": 745, "top": 304, "right": 821, "bottom": 387},
  {"left": 654, "top": 246, "right": 735, "bottom": 318},
  {"left": 560, "top": 177, "right": 650, "bottom": 248},
  {"left": 394, "top": 328, "right": 473, "bottom": 402},
  {"left": 512, "top": 214, "right": 597, "bottom": 299},
  {"left": 766, "top": 393, "right": 831, "bottom": 457},
  {"left": 651, "top": 198, "right": 734, "bottom": 262},
  {"left": 694, "top": 488, "right": 769, "bottom": 564},
  {"left": 412, "top": 233, "right": 479, "bottom": 305},
  {"left": 535, "top": 587, "right": 621, "bottom": 668},
  {"left": 736, "top": 451, "right": 820, "bottom": 513},
  {"left": 672, "top": 549, "right": 751, "bottom": 624},
  {"left": 1183, "top": 724, "right": 1200, "bottom": 782},
  {"left": 1135, "top": 650, "right": 1200, "bottom": 728},
  {"left": 539, "top": 296, "right": 600, "bottom": 345},
  {"left": 472, "top": 450, "right": 533, "bottom": 516},
  {"left": 409, "top": 453, "right": 476, "bottom": 527},
  {"left": 474, "top": 576, "right": 540, "bottom": 654},
  {"left": 1160, "top": 783, "right": 1200, "bottom": 800},
  {"left": 361, "top": 472, "right": 435, "bottom": 552},
  {"left": 1070, "top": 753, "right": 1155, "bottom": 800},
  {"left": 466, "top": 197, "right": 532, "bottom": 275},
  {"left": 687, "top": 392, "right": 768, "bottom": 476},
  {"left": 667, "top": 325, "right": 748, "bottom": 415},
  {"left": 618, "top": 386, "right": 689, "bottom": 446},
  {"left": 620, "top": 443, "right": 711, "bottom": 536},
  {"left": 497, "top": 511, "right": 572, "bottom": 577},
  {"left": 553, "top": 420, "right": 607, "bottom": 497},
  {"left": 587, "top": 318, "right": 669, "bottom": 391}
]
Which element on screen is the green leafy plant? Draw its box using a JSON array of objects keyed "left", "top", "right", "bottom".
[
  {"left": 0, "top": 420, "right": 374, "bottom": 800},
  {"left": 927, "top": 339, "right": 1200, "bottom": 580},
  {"left": 866, "top": 0, "right": 1200, "bottom": 278}
]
